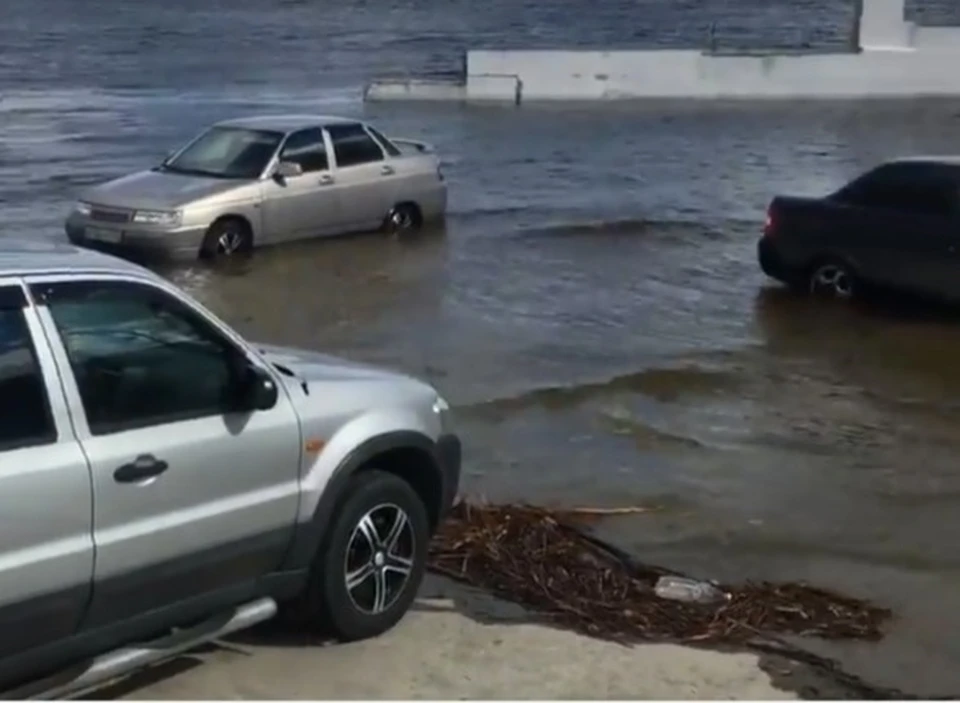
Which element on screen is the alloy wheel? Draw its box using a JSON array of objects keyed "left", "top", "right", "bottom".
[
  {"left": 216, "top": 229, "right": 246, "bottom": 255},
  {"left": 343, "top": 503, "right": 416, "bottom": 615},
  {"left": 810, "top": 263, "right": 854, "bottom": 299},
  {"left": 389, "top": 209, "right": 415, "bottom": 232}
]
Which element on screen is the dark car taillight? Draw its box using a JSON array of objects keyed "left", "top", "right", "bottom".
[{"left": 763, "top": 206, "right": 776, "bottom": 237}]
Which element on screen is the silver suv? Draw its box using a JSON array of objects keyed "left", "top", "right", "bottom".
[
  {"left": 64, "top": 115, "right": 447, "bottom": 261},
  {"left": 0, "top": 239, "right": 459, "bottom": 696}
]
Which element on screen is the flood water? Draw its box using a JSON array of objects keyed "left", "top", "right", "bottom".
[{"left": 4, "top": 0, "right": 960, "bottom": 696}]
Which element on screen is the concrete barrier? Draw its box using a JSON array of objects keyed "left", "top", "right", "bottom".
[
  {"left": 363, "top": 0, "right": 960, "bottom": 104},
  {"left": 363, "top": 79, "right": 465, "bottom": 102}
]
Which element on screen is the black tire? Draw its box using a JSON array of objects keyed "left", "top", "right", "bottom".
[
  {"left": 200, "top": 218, "right": 253, "bottom": 260},
  {"left": 300, "top": 470, "right": 429, "bottom": 641},
  {"left": 808, "top": 258, "right": 857, "bottom": 300},
  {"left": 383, "top": 203, "right": 423, "bottom": 236}
]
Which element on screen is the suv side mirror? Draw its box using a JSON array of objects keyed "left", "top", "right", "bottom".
[
  {"left": 274, "top": 161, "right": 303, "bottom": 180},
  {"left": 238, "top": 364, "right": 279, "bottom": 411}
]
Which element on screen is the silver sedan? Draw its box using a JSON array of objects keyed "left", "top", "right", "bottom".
[{"left": 64, "top": 115, "right": 447, "bottom": 261}]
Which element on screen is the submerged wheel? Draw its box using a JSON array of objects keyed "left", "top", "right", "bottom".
[
  {"left": 200, "top": 218, "right": 253, "bottom": 259},
  {"left": 383, "top": 203, "right": 423, "bottom": 236},
  {"left": 300, "top": 470, "right": 429, "bottom": 641},
  {"left": 809, "top": 259, "right": 856, "bottom": 300}
]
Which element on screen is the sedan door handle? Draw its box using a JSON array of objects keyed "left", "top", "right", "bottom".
[
  {"left": 380, "top": 165, "right": 395, "bottom": 176},
  {"left": 318, "top": 174, "right": 334, "bottom": 186},
  {"left": 114, "top": 454, "right": 169, "bottom": 483}
]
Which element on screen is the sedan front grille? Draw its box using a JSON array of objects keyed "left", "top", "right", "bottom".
[{"left": 90, "top": 207, "right": 132, "bottom": 224}]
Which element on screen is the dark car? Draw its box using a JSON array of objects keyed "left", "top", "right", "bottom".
[{"left": 758, "top": 157, "right": 960, "bottom": 303}]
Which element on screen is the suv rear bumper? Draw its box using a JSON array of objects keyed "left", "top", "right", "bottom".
[{"left": 436, "top": 433, "right": 462, "bottom": 520}]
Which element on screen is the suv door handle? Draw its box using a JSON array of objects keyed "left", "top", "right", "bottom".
[
  {"left": 380, "top": 165, "right": 395, "bottom": 176},
  {"left": 114, "top": 454, "right": 169, "bottom": 483},
  {"left": 318, "top": 174, "right": 334, "bottom": 186}
]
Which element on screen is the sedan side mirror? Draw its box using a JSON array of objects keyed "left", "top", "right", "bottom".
[{"left": 274, "top": 161, "right": 303, "bottom": 180}]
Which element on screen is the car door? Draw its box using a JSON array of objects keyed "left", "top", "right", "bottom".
[
  {"left": 326, "top": 123, "right": 395, "bottom": 232},
  {"left": 830, "top": 163, "right": 959, "bottom": 299},
  {"left": 887, "top": 181, "right": 960, "bottom": 302},
  {"left": 895, "top": 169, "right": 960, "bottom": 302},
  {"left": 27, "top": 273, "right": 302, "bottom": 628},
  {"left": 260, "top": 127, "right": 341, "bottom": 242},
  {"left": 0, "top": 281, "right": 93, "bottom": 659}
]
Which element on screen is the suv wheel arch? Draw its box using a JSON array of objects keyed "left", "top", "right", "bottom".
[{"left": 278, "top": 430, "right": 444, "bottom": 573}]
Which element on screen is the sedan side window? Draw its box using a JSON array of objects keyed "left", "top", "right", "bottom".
[
  {"left": 0, "top": 287, "right": 56, "bottom": 451},
  {"left": 279, "top": 128, "right": 329, "bottom": 173},
  {"left": 836, "top": 164, "right": 957, "bottom": 217},
  {"left": 365, "top": 126, "right": 402, "bottom": 158},
  {"left": 327, "top": 123, "right": 385, "bottom": 168},
  {"left": 35, "top": 280, "right": 247, "bottom": 436},
  {"left": 834, "top": 165, "right": 900, "bottom": 207}
]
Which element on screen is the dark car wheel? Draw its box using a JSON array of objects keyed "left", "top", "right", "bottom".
[
  {"left": 383, "top": 204, "right": 423, "bottom": 236},
  {"left": 809, "top": 259, "right": 856, "bottom": 300},
  {"left": 200, "top": 218, "right": 253, "bottom": 259},
  {"left": 301, "top": 470, "right": 429, "bottom": 641}
]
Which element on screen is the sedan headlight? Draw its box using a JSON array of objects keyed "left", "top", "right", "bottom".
[
  {"left": 132, "top": 209, "right": 182, "bottom": 227},
  {"left": 432, "top": 395, "right": 452, "bottom": 432},
  {"left": 74, "top": 201, "right": 92, "bottom": 217}
]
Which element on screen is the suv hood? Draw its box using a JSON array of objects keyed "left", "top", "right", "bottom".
[
  {"left": 254, "top": 343, "right": 407, "bottom": 384},
  {"left": 82, "top": 169, "right": 246, "bottom": 210}
]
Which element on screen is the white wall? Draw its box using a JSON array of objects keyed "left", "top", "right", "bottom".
[
  {"left": 366, "top": 0, "right": 960, "bottom": 103},
  {"left": 857, "top": 0, "right": 960, "bottom": 51},
  {"left": 859, "top": 0, "right": 913, "bottom": 49},
  {"left": 465, "top": 47, "right": 960, "bottom": 101},
  {"left": 911, "top": 26, "right": 960, "bottom": 50}
]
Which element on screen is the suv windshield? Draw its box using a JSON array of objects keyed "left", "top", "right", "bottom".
[{"left": 161, "top": 126, "right": 284, "bottom": 179}]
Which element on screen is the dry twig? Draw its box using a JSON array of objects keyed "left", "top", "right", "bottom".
[{"left": 428, "top": 502, "right": 891, "bottom": 645}]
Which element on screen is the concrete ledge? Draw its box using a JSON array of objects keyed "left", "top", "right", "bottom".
[
  {"left": 364, "top": 79, "right": 465, "bottom": 102},
  {"left": 466, "top": 74, "right": 521, "bottom": 104}
]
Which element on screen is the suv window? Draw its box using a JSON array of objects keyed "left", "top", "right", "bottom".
[
  {"left": 0, "top": 287, "right": 56, "bottom": 451},
  {"left": 279, "top": 128, "right": 329, "bottom": 173},
  {"left": 326, "top": 123, "right": 384, "bottom": 167},
  {"left": 835, "top": 163, "right": 958, "bottom": 217},
  {"left": 36, "top": 280, "right": 247, "bottom": 435}
]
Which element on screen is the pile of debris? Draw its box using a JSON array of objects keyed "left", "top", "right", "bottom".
[{"left": 427, "top": 501, "right": 891, "bottom": 645}]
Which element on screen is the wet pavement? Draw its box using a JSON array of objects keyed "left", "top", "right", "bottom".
[{"left": 4, "top": 0, "right": 960, "bottom": 696}]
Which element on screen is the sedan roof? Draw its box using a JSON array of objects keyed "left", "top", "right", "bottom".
[
  {"left": 213, "top": 114, "right": 360, "bottom": 133},
  {"left": 0, "top": 238, "right": 151, "bottom": 279}
]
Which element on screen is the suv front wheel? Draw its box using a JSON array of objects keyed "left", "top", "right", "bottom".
[{"left": 301, "top": 470, "right": 430, "bottom": 641}]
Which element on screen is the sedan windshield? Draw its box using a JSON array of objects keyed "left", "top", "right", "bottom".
[{"left": 161, "top": 126, "right": 284, "bottom": 179}]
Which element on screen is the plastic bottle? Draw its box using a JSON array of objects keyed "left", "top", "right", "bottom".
[{"left": 654, "top": 576, "right": 729, "bottom": 604}]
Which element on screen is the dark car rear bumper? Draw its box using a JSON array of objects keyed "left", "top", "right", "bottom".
[{"left": 758, "top": 236, "right": 797, "bottom": 285}]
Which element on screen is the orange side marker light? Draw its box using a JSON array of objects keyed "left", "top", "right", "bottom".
[{"left": 305, "top": 438, "right": 326, "bottom": 453}]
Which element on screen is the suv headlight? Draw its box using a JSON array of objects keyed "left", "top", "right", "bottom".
[
  {"left": 432, "top": 395, "right": 452, "bottom": 433},
  {"left": 132, "top": 209, "right": 182, "bottom": 226},
  {"left": 74, "top": 201, "right": 92, "bottom": 217}
]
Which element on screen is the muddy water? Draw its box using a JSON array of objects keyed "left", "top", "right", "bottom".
[{"left": 4, "top": 0, "right": 960, "bottom": 696}]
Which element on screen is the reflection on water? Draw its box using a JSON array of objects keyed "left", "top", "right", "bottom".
[{"left": 161, "top": 228, "right": 451, "bottom": 364}]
